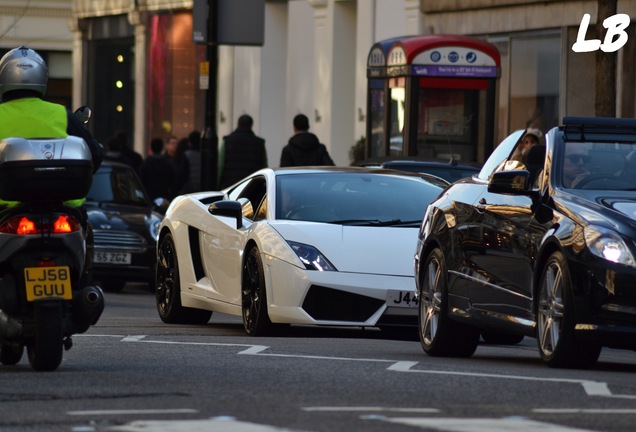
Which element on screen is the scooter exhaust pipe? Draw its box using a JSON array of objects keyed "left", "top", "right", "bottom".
[
  {"left": 0, "top": 309, "right": 22, "bottom": 339},
  {"left": 72, "top": 285, "right": 105, "bottom": 334}
]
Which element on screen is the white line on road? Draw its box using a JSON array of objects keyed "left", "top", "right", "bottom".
[
  {"left": 121, "top": 335, "right": 146, "bottom": 342},
  {"left": 534, "top": 408, "right": 636, "bottom": 414},
  {"left": 302, "top": 407, "right": 440, "bottom": 413},
  {"left": 381, "top": 417, "right": 597, "bottom": 432},
  {"left": 103, "top": 417, "right": 305, "bottom": 432},
  {"left": 387, "top": 361, "right": 633, "bottom": 399},
  {"left": 68, "top": 409, "right": 198, "bottom": 416},
  {"left": 86, "top": 335, "right": 636, "bottom": 401}
]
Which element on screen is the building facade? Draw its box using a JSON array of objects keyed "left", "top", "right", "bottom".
[
  {"left": 3, "top": 1, "right": 635, "bottom": 170},
  {"left": 0, "top": 1, "right": 74, "bottom": 108}
]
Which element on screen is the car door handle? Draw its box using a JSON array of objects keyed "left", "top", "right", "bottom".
[{"left": 476, "top": 197, "right": 487, "bottom": 213}]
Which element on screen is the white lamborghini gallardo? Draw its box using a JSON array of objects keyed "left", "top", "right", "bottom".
[{"left": 155, "top": 167, "right": 445, "bottom": 335}]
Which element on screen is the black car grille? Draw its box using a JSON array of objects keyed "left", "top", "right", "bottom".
[
  {"left": 93, "top": 230, "right": 148, "bottom": 251},
  {"left": 302, "top": 285, "right": 384, "bottom": 322}
]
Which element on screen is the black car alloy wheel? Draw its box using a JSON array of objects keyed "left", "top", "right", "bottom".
[
  {"left": 537, "top": 251, "right": 601, "bottom": 368},
  {"left": 419, "top": 248, "right": 479, "bottom": 357}
]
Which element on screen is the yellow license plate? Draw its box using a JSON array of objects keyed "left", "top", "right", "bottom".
[{"left": 24, "top": 266, "right": 72, "bottom": 301}]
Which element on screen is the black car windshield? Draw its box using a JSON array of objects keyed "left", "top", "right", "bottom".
[
  {"left": 86, "top": 166, "right": 151, "bottom": 206},
  {"left": 562, "top": 141, "right": 636, "bottom": 190},
  {"left": 383, "top": 163, "right": 479, "bottom": 183},
  {"left": 276, "top": 172, "right": 442, "bottom": 225}
]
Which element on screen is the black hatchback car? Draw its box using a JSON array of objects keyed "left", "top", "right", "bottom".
[
  {"left": 415, "top": 117, "right": 636, "bottom": 368},
  {"left": 85, "top": 161, "right": 164, "bottom": 292}
]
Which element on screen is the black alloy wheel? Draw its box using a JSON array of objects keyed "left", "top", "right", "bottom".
[
  {"left": 155, "top": 233, "right": 211, "bottom": 325},
  {"left": 537, "top": 251, "right": 601, "bottom": 368},
  {"left": 242, "top": 246, "right": 273, "bottom": 336},
  {"left": 419, "top": 248, "right": 479, "bottom": 357}
]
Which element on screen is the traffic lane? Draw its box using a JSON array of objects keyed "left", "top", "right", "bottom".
[
  {"left": 38, "top": 332, "right": 636, "bottom": 432},
  {"left": 23, "top": 286, "right": 629, "bottom": 432},
  {"left": 99, "top": 287, "right": 636, "bottom": 374}
]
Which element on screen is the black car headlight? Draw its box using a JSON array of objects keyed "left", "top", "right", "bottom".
[
  {"left": 148, "top": 213, "right": 162, "bottom": 242},
  {"left": 287, "top": 241, "right": 337, "bottom": 271},
  {"left": 584, "top": 225, "right": 636, "bottom": 267}
]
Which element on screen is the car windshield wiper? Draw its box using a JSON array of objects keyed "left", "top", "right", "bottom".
[{"left": 330, "top": 219, "right": 420, "bottom": 227}]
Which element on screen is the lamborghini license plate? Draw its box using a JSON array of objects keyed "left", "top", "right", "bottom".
[
  {"left": 386, "top": 290, "right": 418, "bottom": 308},
  {"left": 24, "top": 266, "right": 72, "bottom": 301}
]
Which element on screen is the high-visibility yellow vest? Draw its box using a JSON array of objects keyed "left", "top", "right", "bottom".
[{"left": 0, "top": 98, "right": 67, "bottom": 139}]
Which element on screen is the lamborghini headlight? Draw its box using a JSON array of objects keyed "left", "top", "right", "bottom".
[
  {"left": 287, "top": 241, "right": 337, "bottom": 271},
  {"left": 584, "top": 225, "right": 636, "bottom": 267}
]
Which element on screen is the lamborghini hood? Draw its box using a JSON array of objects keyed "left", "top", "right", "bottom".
[{"left": 269, "top": 221, "right": 418, "bottom": 276}]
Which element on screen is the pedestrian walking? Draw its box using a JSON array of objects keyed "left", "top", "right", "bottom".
[
  {"left": 139, "top": 137, "right": 177, "bottom": 200},
  {"left": 176, "top": 131, "right": 203, "bottom": 193},
  {"left": 219, "top": 114, "right": 268, "bottom": 188},
  {"left": 280, "top": 113, "right": 334, "bottom": 167}
]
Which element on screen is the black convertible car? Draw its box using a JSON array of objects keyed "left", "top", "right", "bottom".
[{"left": 415, "top": 116, "right": 636, "bottom": 368}]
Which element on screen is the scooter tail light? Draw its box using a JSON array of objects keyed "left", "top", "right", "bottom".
[
  {"left": 0, "top": 216, "right": 38, "bottom": 235},
  {"left": 53, "top": 215, "right": 81, "bottom": 233},
  {"left": 0, "top": 214, "right": 81, "bottom": 235}
]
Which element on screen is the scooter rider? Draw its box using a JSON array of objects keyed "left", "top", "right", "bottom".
[
  {"left": 0, "top": 46, "right": 103, "bottom": 184},
  {"left": 0, "top": 46, "right": 104, "bottom": 284}
]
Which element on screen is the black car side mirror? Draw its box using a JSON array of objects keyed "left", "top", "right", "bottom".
[
  {"left": 209, "top": 200, "right": 243, "bottom": 229},
  {"left": 488, "top": 170, "right": 532, "bottom": 195}
]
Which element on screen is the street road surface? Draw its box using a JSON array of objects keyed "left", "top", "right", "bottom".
[{"left": 1, "top": 284, "right": 636, "bottom": 432}]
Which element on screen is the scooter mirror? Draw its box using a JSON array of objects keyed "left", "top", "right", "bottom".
[{"left": 74, "top": 106, "right": 92, "bottom": 124}]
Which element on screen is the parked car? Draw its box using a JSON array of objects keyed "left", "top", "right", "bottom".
[
  {"left": 359, "top": 158, "right": 480, "bottom": 184},
  {"left": 415, "top": 116, "right": 636, "bottom": 368},
  {"left": 85, "top": 161, "right": 164, "bottom": 292},
  {"left": 155, "top": 167, "right": 445, "bottom": 335}
]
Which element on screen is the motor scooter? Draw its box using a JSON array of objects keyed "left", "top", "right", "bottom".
[{"left": 0, "top": 107, "right": 104, "bottom": 371}]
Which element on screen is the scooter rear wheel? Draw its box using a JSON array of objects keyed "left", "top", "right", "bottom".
[{"left": 27, "top": 302, "right": 64, "bottom": 371}]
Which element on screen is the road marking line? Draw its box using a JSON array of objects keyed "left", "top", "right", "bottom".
[
  {"left": 121, "top": 335, "right": 146, "bottom": 342},
  {"left": 68, "top": 409, "right": 198, "bottom": 416},
  {"left": 237, "top": 345, "right": 269, "bottom": 355},
  {"left": 381, "top": 417, "right": 596, "bottom": 432},
  {"left": 103, "top": 418, "right": 303, "bottom": 431},
  {"left": 534, "top": 408, "right": 636, "bottom": 414},
  {"left": 387, "top": 361, "right": 630, "bottom": 399},
  {"left": 96, "top": 335, "right": 636, "bottom": 401},
  {"left": 302, "top": 406, "right": 439, "bottom": 413}
]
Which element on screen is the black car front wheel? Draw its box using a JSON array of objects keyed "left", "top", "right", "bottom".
[
  {"left": 156, "top": 233, "right": 211, "bottom": 325},
  {"left": 537, "top": 251, "right": 601, "bottom": 368},
  {"left": 419, "top": 248, "right": 479, "bottom": 357},
  {"left": 242, "top": 246, "right": 273, "bottom": 336}
]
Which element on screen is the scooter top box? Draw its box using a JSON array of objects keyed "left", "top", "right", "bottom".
[{"left": 0, "top": 136, "right": 93, "bottom": 202}]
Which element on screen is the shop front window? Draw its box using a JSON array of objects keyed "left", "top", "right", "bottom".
[
  {"left": 147, "top": 12, "right": 205, "bottom": 145},
  {"left": 509, "top": 34, "right": 561, "bottom": 135}
]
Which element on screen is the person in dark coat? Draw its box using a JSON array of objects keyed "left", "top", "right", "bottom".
[
  {"left": 280, "top": 113, "right": 334, "bottom": 167},
  {"left": 219, "top": 114, "right": 268, "bottom": 188},
  {"left": 139, "top": 138, "right": 177, "bottom": 200}
]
